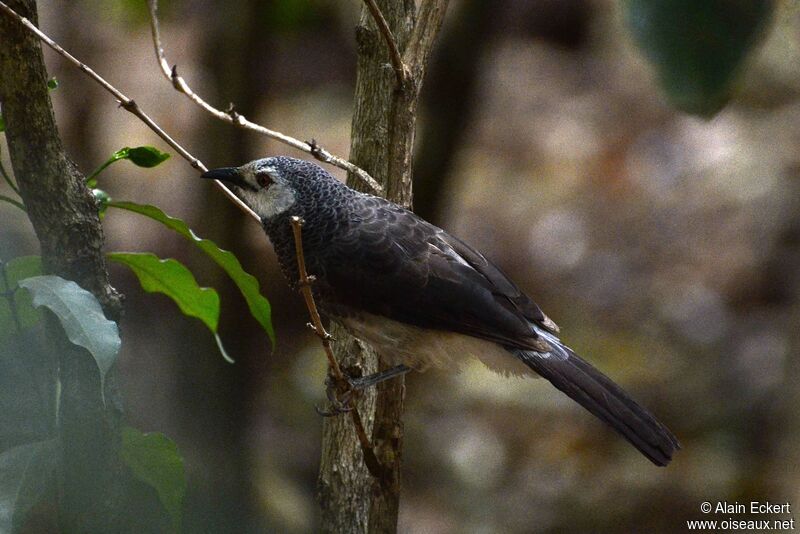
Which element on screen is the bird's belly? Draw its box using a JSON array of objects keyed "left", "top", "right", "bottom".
[{"left": 336, "top": 313, "right": 536, "bottom": 377}]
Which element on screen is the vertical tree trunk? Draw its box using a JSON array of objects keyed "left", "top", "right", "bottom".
[
  {"left": 317, "top": 1, "right": 448, "bottom": 532},
  {"left": 0, "top": 0, "right": 118, "bottom": 309},
  {"left": 0, "top": 2, "right": 160, "bottom": 531}
]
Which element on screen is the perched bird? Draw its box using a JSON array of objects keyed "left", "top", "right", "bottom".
[{"left": 202, "top": 156, "right": 680, "bottom": 466}]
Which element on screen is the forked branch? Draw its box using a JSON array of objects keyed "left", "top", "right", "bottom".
[
  {"left": 362, "top": 0, "right": 409, "bottom": 87},
  {"left": 145, "top": 0, "right": 383, "bottom": 194}
]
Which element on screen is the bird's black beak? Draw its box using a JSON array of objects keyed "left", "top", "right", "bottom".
[{"left": 201, "top": 167, "right": 257, "bottom": 191}]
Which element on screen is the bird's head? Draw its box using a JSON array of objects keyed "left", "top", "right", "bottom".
[{"left": 201, "top": 156, "right": 315, "bottom": 221}]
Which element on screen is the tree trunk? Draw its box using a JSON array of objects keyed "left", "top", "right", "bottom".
[
  {"left": 0, "top": 0, "right": 118, "bottom": 310},
  {"left": 317, "top": 1, "right": 449, "bottom": 532},
  {"left": 0, "top": 2, "right": 160, "bottom": 531}
]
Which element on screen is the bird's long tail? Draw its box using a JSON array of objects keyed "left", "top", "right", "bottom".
[{"left": 516, "top": 327, "right": 680, "bottom": 466}]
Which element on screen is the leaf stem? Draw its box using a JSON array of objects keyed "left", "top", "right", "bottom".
[
  {"left": 0, "top": 193, "right": 25, "bottom": 212},
  {"left": 85, "top": 155, "right": 121, "bottom": 186}
]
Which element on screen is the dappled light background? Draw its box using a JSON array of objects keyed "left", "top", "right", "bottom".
[{"left": 3, "top": 0, "right": 800, "bottom": 532}]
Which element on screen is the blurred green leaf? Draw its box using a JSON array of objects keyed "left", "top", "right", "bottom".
[
  {"left": 0, "top": 257, "right": 44, "bottom": 343},
  {"left": 108, "top": 201, "right": 275, "bottom": 346},
  {"left": 105, "top": 0, "right": 175, "bottom": 26},
  {"left": 18, "top": 275, "right": 120, "bottom": 394},
  {"left": 126, "top": 146, "right": 170, "bottom": 168},
  {"left": 2, "top": 257, "right": 43, "bottom": 290},
  {"left": 0, "top": 439, "right": 58, "bottom": 534},
  {"left": 86, "top": 146, "right": 170, "bottom": 187},
  {"left": 46, "top": 78, "right": 58, "bottom": 91},
  {"left": 121, "top": 427, "right": 185, "bottom": 533},
  {"left": 625, "top": 0, "right": 775, "bottom": 117},
  {"left": 259, "top": 0, "right": 332, "bottom": 34},
  {"left": 0, "top": 114, "right": 4, "bottom": 133},
  {"left": 107, "top": 253, "right": 220, "bottom": 332}
]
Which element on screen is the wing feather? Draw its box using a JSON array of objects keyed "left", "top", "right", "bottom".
[{"left": 317, "top": 198, "right": 553, "bottom": 351}]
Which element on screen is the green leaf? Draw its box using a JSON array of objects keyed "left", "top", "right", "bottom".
[
  {"left": 625, "top": 0, "right": 775, "bottom": 117},
  {"left": 108, "top": 253, "right": 220, "bottom": 332},
  {"left": 0, "top": 114, "right": 4, "bottom": 133},
  {"left": 0, "top": 257, "right": 44, "bottom": 342},
  {"left": 126, "top": 146, "right": 170, "bottom": 168},
  {"left": 121, "top": 427, "right": 185, "bottom": 532},
  {"left": 17, "top": 275, "right": 120, "bottom": 393},
  {"left": 107, "top": 201, "right": 275, "bottom": 346},
  {"left": 46, "top": 78, "right": 58, "bottom": 91},
  {"left": 85, "top": 150, "right": 127, "bottom": 186},
  {"left": 1, "top": 257, "right": 43, "bottom": 291},
  {"left": 0, "top": 439, "right": 58, "bottom": 534},
  {"left": 86, "top": 145, "right": 170, "bottom": 186}
]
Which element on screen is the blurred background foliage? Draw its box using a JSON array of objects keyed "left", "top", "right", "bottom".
[{"left": 2, "top": 0, "right": 800, "bottom": 532}]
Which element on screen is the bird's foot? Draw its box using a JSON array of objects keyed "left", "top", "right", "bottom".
[
  {"left": 316, "top": 374, "right": 355, "bottom": 417},
  {"left": 315, "top": 365, "right": 412, "bottom": 417}
]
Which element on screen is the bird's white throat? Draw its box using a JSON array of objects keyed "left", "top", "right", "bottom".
[{"left": 239, "top": 179, "right": 297, "bottom": 220}]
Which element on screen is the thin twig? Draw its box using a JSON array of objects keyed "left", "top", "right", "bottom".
[
  {"left": 145, "top": 0, "right": 383, "bottom": 195},
  {"left": 362, "top": 0, "right": 409, "bottom": 87},
  {"left": 0, "top": 1, "right": 260, "bottom": 222},
  {"left": 289, "top": 216, "right": 387, "bottom": 481}
]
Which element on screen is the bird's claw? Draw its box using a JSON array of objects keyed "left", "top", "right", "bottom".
[
  {"left": 314, "top": 402, "right": 352, "bottom": 417},
  {"left": 316, "top": 374, "right": 357, "bottom": 417},
  {"left": 315, "top": 365, "right": 411, "bottom": 417}
]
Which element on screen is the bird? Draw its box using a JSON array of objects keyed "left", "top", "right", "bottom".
[{"left": 201, "top": 156, "right": 680, "bottom": 466}]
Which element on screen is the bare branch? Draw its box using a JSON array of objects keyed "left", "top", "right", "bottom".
[
  {"left": 289, "top": 216, "right": 388, "bottom": 482},
  {"left": 362, "top": 0, "right": 410, "bottom": 87},
  {"left": 145, "top": 0, "right": 383, "bottom": 194},
  {"left": 0, "top": 0, "right": 261, "bottom": 222}
]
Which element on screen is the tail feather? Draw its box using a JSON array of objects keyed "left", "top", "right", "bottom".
[{"left": 518, "top": 328, "right": 680, "bottom": 466}]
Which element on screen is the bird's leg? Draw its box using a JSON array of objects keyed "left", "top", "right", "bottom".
[
  {"left": 317, "top": 364, "right": 411, "bottom": 417},
  {"left": 347, "top": 364, "right": 412, "bottom": 389}
]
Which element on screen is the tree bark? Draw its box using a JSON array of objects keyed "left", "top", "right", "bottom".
[
  {"left": 0, "top": 0, "right": 119, "bottom": 311},
  {"left": 0, "top": 2, "right": 158, "bottom": 531},
  {"left": 317, "top": 1, "right": 449, "bottom": 532}
]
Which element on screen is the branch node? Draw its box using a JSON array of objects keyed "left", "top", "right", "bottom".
[
  {"left": 169, "top": 64, "right": 181, "bottom": 89},
  {"left": 225, "top": 102, "right": 241, "bottom": 121},
  {"left": 362, "top": 0, "right": 409, "bottom": 87},
  {"left": 297, "top": 274, "right": 316, "bottom": 287},
  {"left": 307, "top": 139, "right": 327, "bottom": 161}
]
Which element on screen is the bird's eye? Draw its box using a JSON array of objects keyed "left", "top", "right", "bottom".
[{"left": 256, "top": 173, "right": 273, "bottom": 188}]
